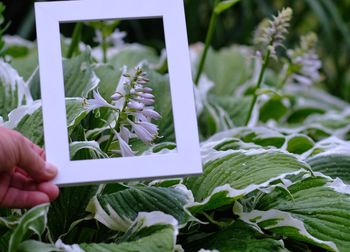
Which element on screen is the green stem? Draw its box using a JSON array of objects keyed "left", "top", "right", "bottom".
[
  {"left": 194, "top": 0, "right": 220, "bottom": 85},
  {"left": 66, "top": 22, "right": 83, "bottom": 58},
  {"left": 102, "top": 33, "right": 108, "bottom": 63},
  {"left": 244, "top": 50, "right": 271, "bottom": 126}
]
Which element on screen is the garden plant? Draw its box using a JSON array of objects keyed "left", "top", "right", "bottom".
[{"left": 1, "top": 1, "right": 350, "bottom": 251}]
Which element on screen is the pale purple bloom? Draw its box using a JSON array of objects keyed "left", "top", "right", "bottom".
[
  {"left": 84, "top": 89, "right": 117, "bottom": 111},
  {"left": 138, "top": 93, "right": 155, "bottom": 99},
  {"left": 142, "top": 87, "right": 153, "bottom": 93},
  {"left": 127, "top": 100, "right": 145, "bottom": 110},
  {"left": 138, "top": 121, "right": 158, "bottom": 135},
  {"left": 142, "top": 108, "right": 161, "bottom": 120},
  {"left": 134, "top": 112, "right": 148, "bottom": 122},
  {"left": 135, "top": 97, "right": 154, "bottom": 106},
  {"left": 120, "top": 126, "right": 131, "bottom": 142},
  {"left": 115, "top": 132, "right": 135, "bottom": 157},
  {"left": 111, "top": 92, "right": 123, "bottom": 101},
  {"left": 287, "top": 33, "right": 322, "bottom": 86},
  {"left": 129, "top": 120, "right": 157, "bottom": 144}
]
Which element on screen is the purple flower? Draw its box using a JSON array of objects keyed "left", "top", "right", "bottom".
[
  {"left": 84, "top": 89, "right": 117, "bottom": 111},
  {"left": 119, "top": 126, "right": 131, "bottom": 142},
  {"left": 111, "top": 92, "right": 123, "bottom": 101},
  {"left": 127, "top": 100, "right": 145, "bottom": 110},
  {"left": 129, "top": 120, "right": 158, "bottom": 144},
  {"left": 115, "top": 131, "right": 135, "bottom": 157},
  {"left": 141, "top": 108, "right": 161, "bottom": 120}
]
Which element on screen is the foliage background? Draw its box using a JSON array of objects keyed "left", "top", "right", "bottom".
[{"left": 2, "top": 0, "right": 350, "bottom": 100}]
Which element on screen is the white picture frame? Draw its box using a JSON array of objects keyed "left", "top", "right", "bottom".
[{"left": 35, "top": 0, "right": 202, "bottom": 186}]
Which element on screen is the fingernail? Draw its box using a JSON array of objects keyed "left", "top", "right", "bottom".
[{"left": 45, "top": 162, "right": 58, "bottom": 176}]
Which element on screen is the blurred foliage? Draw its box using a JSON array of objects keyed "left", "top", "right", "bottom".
[{"left": 3, "top": 0, "right": 350, "bottom": 100}]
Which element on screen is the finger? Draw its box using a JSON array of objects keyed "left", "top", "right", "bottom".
[
  {"left": 16, "top": 136, "right": 57, "bottom": 182},
  {"left": 10, "top": 171, "right": 38, "bottom": 191},
  {"left": 0, "top": 187, "right": 50, "bottom": 208},
  {"left": 38, "top": 182, "right": 59, "bottom": 201},
  {"left": 23, "top": 137, "right": 46, "bottom": 159}
]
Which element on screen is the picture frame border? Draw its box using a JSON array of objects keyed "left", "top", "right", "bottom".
[{"left": 35, "top": 0, "right": 202, "bottom": 186}]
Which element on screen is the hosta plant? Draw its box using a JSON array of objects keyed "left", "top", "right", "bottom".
[{"left": 1, "top": 3, "right": 350, "bottom": 252}]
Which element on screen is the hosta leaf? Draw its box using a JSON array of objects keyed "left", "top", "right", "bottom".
[
  {"left": 307, "top": 152, "right": 350, "bottom": 184},
  {"left": 287, "top": 107, "right": 325, "bottom": 124},
  {"left": 210, "top": 127, "right": 287, "bottom": 149},
  {"left": 81, "top": 212, "right": 178, "bottom": 252},
  {"left": 286, "top": 135, "right": 314, "bottom": 154},
  {"left": 14, "top": 102, "right": 44, "bottom": 145},
  {"left": 17, "top": 240, "right": 61, "bottom": 252},
  {"left": 10, "top": 46, "right": 38, "bottom": 81},
  {"left": 214, "top": 0, "right": 240, "bottom": 15},
  {"left": 10, "top": 98, "right": 89, "bottom": 145},
  {"left": 48, "top": 185, "right": 99, "bottom": 241},
  {"left": 208, "top": 95, "right": 251, "bottom": 127},
  {"left": 286, "top": 85, "right": 348, "bottom": 112},
  {"left": 143, "top": 142, "right": 177, "bottom": 155},
  {"left": 259, "top": 96, "right": 288, "bottom": 123},
  {"left": 8, "top": 204, "right": 49, "bottom": 252},
  {"left": 109, "top": 44, "right": 159, "bottom": 69},
  {"left": 65, "top": 98, "right": 89, "bottom": 134},
  {"left": 0, "top": 59, "right": 32, "bottom": 120},
  {"left": 204, "top": 46, "right": 253, "bottom": 96},
  {"left": 239, "top": 176, "right": 350, "bottom": 252},
  {"left": 185, "top": 149, "right": 310, "bottom": 213},
  {"left": 86, "top": 185, "right": 194, "bottom": 232},
  {"left": 70, "top": 141, "right": 108, "bottom": 160},
  {"left": 184, "top": 220, "right": 288, "bottom": 252},
  {"left": 63, "top": 50, "right": 99, "bottom": 98}
]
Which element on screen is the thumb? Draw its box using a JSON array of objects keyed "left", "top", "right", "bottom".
[{"left": 17, "top": 137, "right": 57, "bottom": 182}]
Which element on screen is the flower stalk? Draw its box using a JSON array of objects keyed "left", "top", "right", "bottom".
[{"left": 245, "top": 7, "right": 292, "bottom": 126}]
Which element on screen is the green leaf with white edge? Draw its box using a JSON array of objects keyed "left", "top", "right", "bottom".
[
  {"left": 184, "top": 220, "right": 288, "bottom": 252},
  {"left": 204, "top": 45, "right": 253, "bottom": 96},
  {"left": 208, "top": 95, "right": 251, "bottom": 127},
  {"left": 185, "top": 148, "right": 310, "bottom": 213},
  {"left": 81, "top": 212, "right": 178, "bottom": 252},
  {"left": 214, "top": 0, "right": 240, "bottom": 15},
  {"left": 238, "top": 176, "right": 350, "bottom": 252},
  {"left": 63, "top": 49, "right": 99, "bottom": 98},
  {"left": 109, "top": 44, "right": 159, "bottom": 69},
  {"left": 8, "top": 204, "right": 49, "bottom": 252},
  {"left": 13, "top": 101, "right": 44, "bottom": 145},
  {"left": 259, "top": 96, "right": 288, "bottom": 123},
  {"left": 66, "top": 98, "right": 89, "bottom": 134},
  {"left": 287, "top": 107, "right": 325, "bottom": 124},
  {"left": 209, "top": 127, "right": 287, "bottom": 149},
  {"left": 8, "top": 98, "right": 89, "bottom": 145},
  {"left": 213, "top": 137, "right": 261, "bottom": 151},
  {"left": 48, "top": 185, "right": 99, "bottom": 241},
  {"left": 287, "top": 85, "right": 348, "bottom": 112},
  {"left": 286, "top": 134, "right": 315, "bottom": 154},
  {"left": 86, "top": 185, "right": 194, "bottom": 232},
  {"left": 70, "top": 141, "right": 108, "bottom": 160},
  {"left": 143, "top": 142, "right": 177, "bottom": 155},
  {"left": 0, "top": 59, "right": 32, "bottom": 120},
  {"left": 307, "top": 143, "right": 350, "bottom": 183},
  {"left": 17, "top": 240, "right": 62, "bottom": 252}
]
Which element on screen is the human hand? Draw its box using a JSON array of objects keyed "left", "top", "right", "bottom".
[{"left": 0, "top": 127, "right": 59, "bottom": 208}]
